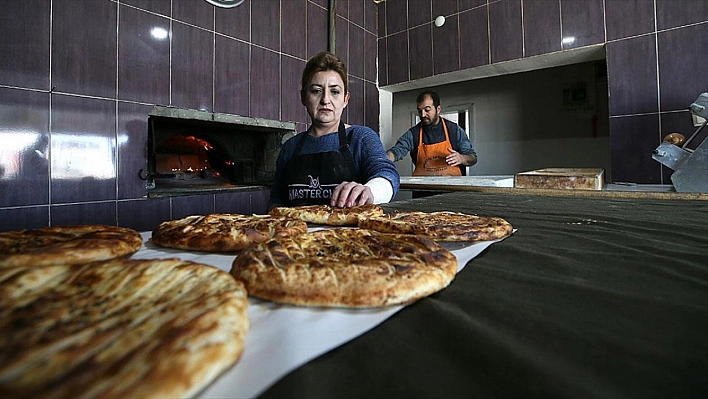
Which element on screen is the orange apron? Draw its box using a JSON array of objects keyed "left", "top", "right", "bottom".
[{"left": 412, "top": 121, "right": 462, "bottom": 176}]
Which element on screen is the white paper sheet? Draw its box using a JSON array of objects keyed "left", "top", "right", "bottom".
[{"left": 133, "top": 231, "right": 510, "bottom": 399}]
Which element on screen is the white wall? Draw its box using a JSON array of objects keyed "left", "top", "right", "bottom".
[{"left": 380, "top": 61, "right": 611, "bottom": 180}]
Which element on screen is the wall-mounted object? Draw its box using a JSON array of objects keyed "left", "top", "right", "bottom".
[
  {"left": 204, "top": 0, "right": 245, "bottom": 8},
  {"left": 434, "top": 16, "right": 446, "bottom": 27},
  {"left": 652, "top": 92, "right": 708, "bottom": 192}
]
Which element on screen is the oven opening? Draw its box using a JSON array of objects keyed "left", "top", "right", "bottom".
[{"left": 147, "top": 106, "right": 296, "bottom": 196}]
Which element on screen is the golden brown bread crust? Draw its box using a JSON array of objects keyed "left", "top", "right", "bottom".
[
  {"left": 0, "top": 258, "right": 249, "bottom": 399},
  {"left": 231, "top": 228, "right": 458, "bottom": 308},
  {"left": 152, "top": 213, "right": 308, "bottom": 252},
  {"left": 359, "top": 211, "right": 513, "bottom": 241},
  {"left": 0, "top": 225, "right": 143, "bottom": 269},
  {"left": 269, "top": 204, "right": 384, "bottom": 226}
]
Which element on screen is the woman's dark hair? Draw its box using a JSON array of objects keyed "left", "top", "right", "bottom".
[{"left": 301, "top": 51, "right": 349, "bottom": 100}]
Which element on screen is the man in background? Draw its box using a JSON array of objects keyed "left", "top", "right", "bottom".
[{"left": 386, "top": 91, "right": 477, "bottom": 176}]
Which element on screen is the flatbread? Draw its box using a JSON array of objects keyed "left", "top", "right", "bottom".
[
  {"left": 231, "top": 228, "right": 457, "bottom": 308},
  {"left": 152, "top": 213, "right": 308, "bottom": 252},
  {"left": 269, "top": 204, "right": 385, "bottom": 226},
  {"left": 359, "top": 211, "right": 513, "bottom": 241},
  {"left": 0, "top": 225, "right": 143, "bottom": 269},
  {"left": 0, "top": 258, "right": 249, "bottom": 399}
]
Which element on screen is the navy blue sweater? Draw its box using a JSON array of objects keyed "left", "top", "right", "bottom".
[{"left": 269, "top": 125, "right": 400, "bottom": 207}]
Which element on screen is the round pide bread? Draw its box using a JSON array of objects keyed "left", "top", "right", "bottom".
[
  {"left": 0, "top": 225, "right": 143, "bottom": 269},
  {"left": 231, "top": 228, "right": 458, "bottom": 308},
  {"left": 0, "top": 258, "right": 249, "bottom": 398},
  {"left": 269, "top": 204, "right": 384, "bottom": 226},
  {"left": 359, "top": 211, "right": 513, "bottom": 241},
  {"left": 152, "top": 213, "right": 308, "bottom": 252}
]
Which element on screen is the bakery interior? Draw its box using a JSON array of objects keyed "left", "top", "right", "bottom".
[{"left": 1, "top": 0, "right": 707, "bottom": 398}]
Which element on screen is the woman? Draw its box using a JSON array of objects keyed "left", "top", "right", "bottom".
[{"left": 269, "top": 52, "right": 399, "bottom": 209}]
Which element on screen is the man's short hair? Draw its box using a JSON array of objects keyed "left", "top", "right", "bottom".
[{"left": 416, "top": 91, "right": 440, "bottom": 108}]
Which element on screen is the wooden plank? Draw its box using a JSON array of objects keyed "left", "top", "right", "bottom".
[{"left": 514, "top": 168, "right": 604, "bottom": 190}]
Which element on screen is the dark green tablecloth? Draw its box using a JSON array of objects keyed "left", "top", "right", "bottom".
[{"left": 260, "top": 192, "right": 708, "bottom": 398}]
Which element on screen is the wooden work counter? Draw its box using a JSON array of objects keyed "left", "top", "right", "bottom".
[{"left": 399, "top": 176, "right": 708, "bottom": 201}]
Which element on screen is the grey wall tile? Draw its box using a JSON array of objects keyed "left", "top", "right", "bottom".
[
  {"left": 307, "top": 2, "right": 328, "bottom": 57},
  {"left": 489, "top": 0, "right": 523, "bottom": 63},
  {"left": 605, "top": 0, "right": 655, "bottom": 41},
  {"left": 606, "top": 35, "right": 658, "bottom": 116},
  {"left": 122, "top": 0, "right": 171, "bottom": 17},
  {"left": 0, "top": 88, "right": 50, "bottom": 207},
  {"left": 0, "top": 0, "right": 50, "bottom": 90},
  {"left": 117, "top": 102, "right": 151, "bottom": 200},
  {"left": 252, "top": 0, "right": 280, "bottom": 51},
  {"left": 348, "top": 76, "right": 364, "bottom": 125},
  {"left": 658, "top": 24, "right": 708, "bottom": 112},
  {"left": 609, "top": 114, "right": 662, "bottom": 184},
  {"left": 336, "top": 16, "right": 349, "bottom": 68},
  {"left": 52, "top": 0, "right": 117, "bottom": 98},
  {"left": 433, "top": 14, "right": 460, "bottom": 75},
  {"left": 350, "top": 0, "right": 364, "bottom": 27},
  {"left": 377, "top": 1, "right": 386, "bottom": 36},
  {"left": 214, "top": 36, "right": 250, "bottom": 116},
  {"left": 378, "top": 38, "right": 388, "bottom": 86},
  {"left": 365, "top": 81, "right": 380, "bottom": 132},
  {"left": 460, "top": 0, "right": 487, "bottom": 11},
  {"left": 214, "top": 191, "right": 252, "bottom": 214},
  {"left": 50, "top": 95, "right": 117, "bottom": 204},
  {"left": 433, "top": 0, "right": 458, "bottom": 17},
  {"left": 523, "top": 0, "right": 561, "bottom": 57},
  {"left": 249, "top": 189, "right": 270, "bottom": 214},
  {"left": 408, "top": 0, "right": 431, "bottom": 28},
  {"left": 172, "top": 194, "right": 215, "bottom": 218},
  {"left": 0, "top": 206, "right": 49, "bottom": 232},
  {"left": 386, "top": 0, "right": 408, "bottom": 34},
  {"left": 250, "top": 47, "right": 280, "bottom": 120},
  {"left": 560, "top": 0, "right": 605, "bottom": 49},
  {"left": 173, "top": 0, "right": 214, "bottom": 30},
  {"left": 365, "top": 0, "right": 377, "bottom": 34},
  {"left": 364, "top": 31, "right": 377, "bottom": 82},
  {"left": 281, "top": 56, "right": 308, "bottom": 124},
  {"left": 349, "top": 23, "right": 365, "bottom": 79},
  {"left": 118, "top": 6, "right": 170, "bottom": 104},
  {"left": 657, "top": 0, "right": 708, "bottom": 30},
  {"left": 51, "top": 202, "right": 116, "bottom": 226},
  {"left": 171, "top": 22, "right": 214, "bottom": 111},
  {"left": 387, "top": 32, "right": 410, "bottom": 84},
  {"left": 460, "top": 6, "right": 490, "bottom": 70},
  {"left": 409, "top": 24, "right": 433, "bottom": 81},
  {"left": 282, "top": 0, "right": 307, "bottom": 59},
  {"left": 215, "top": 0, "right": 250, "bottom": 40},
  {"left": 118, "top": 198, "right": 171, "bottom": 231},
  {"left": 336, "top": 0, "right": 349, "bottom": 19}
]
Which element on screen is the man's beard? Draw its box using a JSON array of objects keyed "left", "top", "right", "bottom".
[{"left": 421, "top": 114, "right": 440, "bottom": 126}]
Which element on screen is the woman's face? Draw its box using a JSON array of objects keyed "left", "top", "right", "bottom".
[{"left": 302, "top": 70, "right": 349, "bottom": 129}]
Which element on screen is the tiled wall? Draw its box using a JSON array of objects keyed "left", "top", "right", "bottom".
[
  {"left": 0, "top": 0, "right": 378, "bottom": 232},
  {"left": 377, "top": 0, "right": 708, "bottom": 184}
]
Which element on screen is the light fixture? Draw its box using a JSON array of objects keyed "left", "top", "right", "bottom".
[
  {"left": 434, "top": 15, "right": 446, "bottom": 27},
  {"left": 150, "top": 27, "right": 168, "bottom": 40},
  {"left": 561, "top": 36, "right": 575, "bottom": 46},
  {"left": 204, "top": 0, "right": 245, "bottom": 8}
]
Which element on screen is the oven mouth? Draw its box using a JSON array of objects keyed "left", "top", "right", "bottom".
[{"left": 146, "top": 106, "right": 296, "bottom": 196}]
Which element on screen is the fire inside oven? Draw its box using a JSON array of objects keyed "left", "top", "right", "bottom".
[
  {"left": 154, "top": 134, "right": 249, "bottom": 184},
  {"left": 147, "top": 107, "right": 296, "bottom": 190}
]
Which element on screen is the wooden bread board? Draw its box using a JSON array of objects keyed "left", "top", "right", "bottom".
[{"left": 514, "top": 168, "right": 605, "bottom": 190}]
